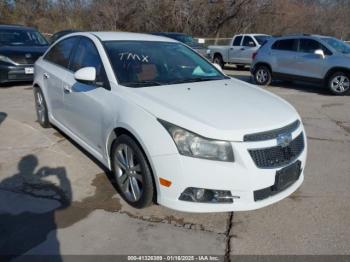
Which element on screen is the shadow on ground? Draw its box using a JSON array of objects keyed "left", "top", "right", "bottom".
[
  {"left": 0, "top": 155, "right": 70, "bottom": 261},
  {"left": 0, "top": 81, "right": 33, "bottom": 89}
]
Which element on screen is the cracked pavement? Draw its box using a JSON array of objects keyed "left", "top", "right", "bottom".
[{"left": 0, "top": 69, "right": 349, "bottom": 259}]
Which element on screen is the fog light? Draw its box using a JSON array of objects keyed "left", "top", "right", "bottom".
[{"left": 179, "top": 187, "right": 235, "bottom": 203}]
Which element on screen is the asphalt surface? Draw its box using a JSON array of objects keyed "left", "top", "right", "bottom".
[{"left": 0, "top": 68, "right": 349, "bottom": 260}]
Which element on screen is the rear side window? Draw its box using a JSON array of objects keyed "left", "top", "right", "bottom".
[
  {"left": 232, "top": 36, "right": 242, "bottom": 46},
  {"left": 69, "top": 37, "right": 107, "bottom": 85},
  {"left": 242, "top": 36, "right": 256, "bottom": 47},
  {"left": 44, "top": 37, "right": 78, "bottom": 68},
  {"left": 299, "top": 39, "right": 332, "bottom": 55},
  {"left": 272, "top": 39, "right": 298, "bottom": 51}
]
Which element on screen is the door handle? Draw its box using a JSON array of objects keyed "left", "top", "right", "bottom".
[
  {"left": 43, "top": 73, "right": 49, "bottom": 79},
  {"left": 63, "top": 85, "right": 72, "bottom": 94},
  {"left": 240, "top": 47, "right": 245, "bottom": 51}
]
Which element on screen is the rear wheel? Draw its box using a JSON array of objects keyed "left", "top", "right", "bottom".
[
  {"left": 111, "top": 134, "right": 154, "bottom": 208},
  {"left": 328, "top": 72, "right": 350, "bottom": 95},
  {"left": 34, "top": 87, "right": 50, "bottom": 128},
  {"left": 254, "top": 65, "right": 272, "bottom": 86},
  {"left": 213, "top": 55, "right": 224, "bottom": 69}
]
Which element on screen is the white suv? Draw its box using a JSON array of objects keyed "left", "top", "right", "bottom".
[{"left": 33, "top": 32, "right": 307, "bottom": 212}]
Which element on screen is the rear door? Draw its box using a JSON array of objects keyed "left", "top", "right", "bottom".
[
  {"left": 41, "top": 37, "right": 79, "bottom": 123},
  {"left": 270, "top": 38, "right": 299, "bottom": 75},
  {"left": 238, "top": 35, "right": 259, "bottom": 64},
  {"left": 62, "top": 36, "right": 110, "bottom": 153},
  {"left": 294, "top": 38, "right": 331, "bottom": 79},
  {"left": 228, "top": 35, "right": 243, "bottom": 63}
]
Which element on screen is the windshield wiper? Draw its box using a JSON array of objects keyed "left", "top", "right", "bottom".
[
  {"left": 168, "top": 77, "right": 224, "bottom": 84},
  {"left": 122, "top": 80, "right": 163, "bottom": 87}
]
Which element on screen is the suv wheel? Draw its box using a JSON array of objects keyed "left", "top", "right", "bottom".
[
  {"left": 111, "top": 134, "right": 154, "bottom": 208},
  {"left": 213, "top": 55, "right": 224, "bottom": 69},
  {"left": 328, "top": 72, "right": 350, "bottom": 95},
  {"left": 254, "top": 65, "right": 272, "bottom": 86},
  {"left": 34, "top": 87, "right": 50, "bottom": 128}
]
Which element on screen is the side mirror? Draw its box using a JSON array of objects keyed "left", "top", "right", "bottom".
[
  {"left": 213, "top": 63, "right": 223, "bottom": 72},
  {"left": 314, "top": 49, "right": 325, "bottom": 59},
  {"left": 74, "top": 67, "right": 96, "bottom": 83}
]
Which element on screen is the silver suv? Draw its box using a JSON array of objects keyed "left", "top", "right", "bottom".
[{"left": 251, "top": 34, "right": 350, "bottom": 95}]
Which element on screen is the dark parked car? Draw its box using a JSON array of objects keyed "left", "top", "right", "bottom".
[
  {"left": 0, "top": 24, "right": 49, "bottom": 84},
  {"left": 151, "top": 32, "right": 209, "bottom": 57},
  {"left": 50, "top": 29, "right": 79, "bottom": 44}
]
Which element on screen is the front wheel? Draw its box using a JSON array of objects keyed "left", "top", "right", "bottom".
[
  {"left": 111, "top": 134, "right": 154, "bottom": 208},
  {"left": 328, "top": 72, "right": 350, "bottom": 96},
  {"left": 33, "top": 87, "right": 50, "bottom": 128},
  {"left": 253, "top": 65, "right": 272, "bottom": 86}
]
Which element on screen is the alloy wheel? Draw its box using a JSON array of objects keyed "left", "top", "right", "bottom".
[
  {"left": 35, "top": 91, "right": 46, "bottom": 124},
  {"left": 330, "top": 75, "right": 350, "bottom": 94},
  {"left": 256, "top": 68, "right": 268, "bottom": 84},
  {"left": 114, "top": 143, "right": 143, "bottom": 202}
]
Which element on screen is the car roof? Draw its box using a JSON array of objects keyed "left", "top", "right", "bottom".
[
  {"left": 235, "top": 34, "right": 270, "bottom": 37},
  {"left": 273, "top": 34, "right": 330, "bottom": 39},
  {"left": 86, "top": 31, "right": 178, "bottom": 43},
  {"left": 0, "top": 24, "right": 36, "bottom": 31}
]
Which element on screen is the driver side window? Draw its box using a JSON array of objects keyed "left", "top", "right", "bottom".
[{"left": 69, "top": 37, "right": 108, "bottom": 86}]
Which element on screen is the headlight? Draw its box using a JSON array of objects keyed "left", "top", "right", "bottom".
[
  {"left": 0, "top": 55, "right": 15, "bottom": 65},
  {"left": 159, "top": 120, "right": 234, "bottom": 162}
]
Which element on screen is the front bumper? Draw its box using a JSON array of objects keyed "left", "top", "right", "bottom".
[
  {"left": 0, "top": 64, "right": 34, "bottom": 83},
  {"left": 152, "top": 126, "right": 307, "bottom": 213}
]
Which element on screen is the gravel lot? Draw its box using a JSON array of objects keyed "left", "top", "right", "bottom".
[{"left": 0, "top": 68, "right": 349, "bottom": 259}]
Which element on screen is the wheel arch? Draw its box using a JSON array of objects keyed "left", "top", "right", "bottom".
[
  {"left": 324, "top": 67, "right": 350, "bottom": 82},
  {"left": 106, "top": 125, "right": 159, "bottom": 202},
  {"left": 253, "top": 62, "right": 272, "bottom": 74}
]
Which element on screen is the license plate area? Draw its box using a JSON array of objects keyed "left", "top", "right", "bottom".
[
  {"left": 273, "top": 160, "right": 302, "bottom": 191},
  {"left": 25, "top": 67, "right": 34, "bottom": 74}
]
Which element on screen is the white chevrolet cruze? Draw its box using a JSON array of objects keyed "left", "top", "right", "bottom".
[{"left": 33, "top": 32, "right": 307, "bottom": 212}]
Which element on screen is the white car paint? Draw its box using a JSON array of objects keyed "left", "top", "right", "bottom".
[{"left": 34, "top": 32, "right": 306, "bottom": 212}]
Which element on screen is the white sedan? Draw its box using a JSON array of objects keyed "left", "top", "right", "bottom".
[{"left": 33, "top": 32, "right": 307, "bottom": 212}]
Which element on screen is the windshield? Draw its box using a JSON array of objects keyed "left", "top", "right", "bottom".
[
  {"left": 104, "top": 41, "right": 227, "bottom": 87},
  {"left": 321, "top": 37, "right": 350, "bottom": 54},
  {"left": 255, "top": 35, "right": 271, "bottom": 45},
  {"left": 0, "top": 29, "right": 48, "bottom": 46}
]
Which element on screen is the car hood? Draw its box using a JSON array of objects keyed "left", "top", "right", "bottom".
[
  {"left": 0, "top": 45, "right": 48, "bottom": 63},
  {"left": 127, "top": 79, "right": 300, "bottom": 141}
]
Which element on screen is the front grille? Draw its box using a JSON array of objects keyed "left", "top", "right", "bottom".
[
  {"left": 249, "top": 132, "right": 304, "bottom": 168},
  {"left": 244, "top": 120, "right": 300, "bottom": 142}
]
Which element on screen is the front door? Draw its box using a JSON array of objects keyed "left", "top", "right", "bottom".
[
  {"left": 62, "top": 37, "right": 110, "bottom": 153},
  {"left": 41, "top": 37, "right": 79, "bottom": 123}
]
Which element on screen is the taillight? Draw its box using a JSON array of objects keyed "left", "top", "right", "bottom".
[{"left": 252, "top": 52, "right": 258, "bottom": 60}]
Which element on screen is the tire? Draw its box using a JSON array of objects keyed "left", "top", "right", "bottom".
[
  {"left": 33, "top": 87, "right": 50, "bottom": 128},
  {"left": 111, "top": 134, "right": 154, "bottom": 208},
  {"left": 213, "top": 55, "right": 224, "bottom": 69},
  {"left": 236, "top": 65, "right": 246, "bottom": 70},
  {"left": 253, "top": 65, "right": 272, "bottom": 86},
  {"left": 327, "top": 72, "right": 350, "bottom": 96}
]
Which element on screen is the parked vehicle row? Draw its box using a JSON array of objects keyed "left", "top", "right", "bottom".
[
  {"left": 33, "top": 32, "right": 306, "bottom": 212},
  {"left": 251, "top": 34, "right": 350, "bottom": 95}
]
